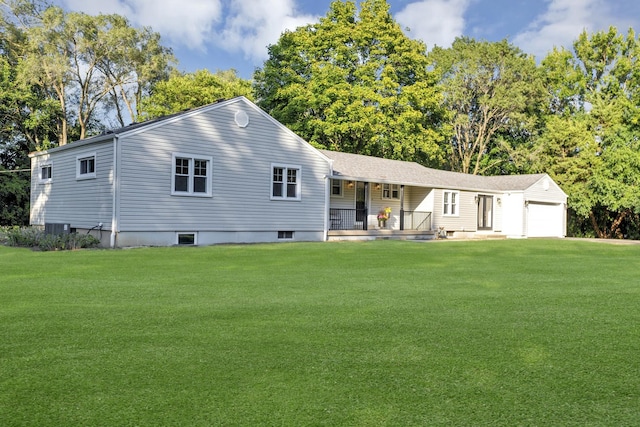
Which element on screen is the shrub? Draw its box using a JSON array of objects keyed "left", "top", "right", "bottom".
[
  {"left": 2, "top": 226, "right": 43, "bottom": 247},
  {"left": 0, "top": 226, "right": 7, "bottom": 245},
  {"left": 1, "top": 226, "right": 100, "bottom": 251}
]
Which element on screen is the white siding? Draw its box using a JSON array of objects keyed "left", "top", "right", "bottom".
[
  {"left": 329, "top": 181, "right": 355, "bottom": 209},
  {"left": 408, "top": 187, "right": 433, "bottom": 212},
  {"left": 501, "top": 192, "right": 525, "bottom": 238},
  {"left": 524, "top": 176, "right": 566, "bottom": 204},
  {"left": 493, "top": 194, "right": 503, "bottom": 232},
  {"left": 432, "top": 189, "right": 477, "bottom": 232},
  {"left": 116, "top": 99, "right": 330, "bottom": 235},
  {"left": 30, "top": 141, "right": 114, "bottom": 229}
]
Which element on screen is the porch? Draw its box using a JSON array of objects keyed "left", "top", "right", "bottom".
[{"left": 328, "top": 208, "right": 435, "bottom": 241}]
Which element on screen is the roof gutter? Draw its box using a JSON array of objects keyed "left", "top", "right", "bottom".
[{"left": 329, "top": 175, "right": 503, "bottom": 193}]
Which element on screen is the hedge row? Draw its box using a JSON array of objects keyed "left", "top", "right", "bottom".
[{"left": 0, "top": 226, "right": 100, "bottom": 251}]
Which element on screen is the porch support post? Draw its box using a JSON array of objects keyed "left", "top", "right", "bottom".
[
  {"left": 400, "top": 185, "right": 405, "bottom": 230},
  {"left": 363, "top": 182, "right": 368, "bottom": 231}
]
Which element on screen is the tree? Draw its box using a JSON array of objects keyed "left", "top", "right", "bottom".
[
  {"left": 535, "top": 27, "right": 640, "bottom": 238},
  {"left": 253, "top": 0, "right": 448, "bottom": 166},
  {"left": 428, "top": 37, "right": 544, "bottom": 175},
  {"left": 141, "top": 69, "right": 253, "bottom": 119},
  {"left": 3, "top": 0, "right": 175, "bottom": 145},
  {"left": 1, "top": 0, "right": 174, "bottom": 224},
  {"left": 100, "top": 23, "right": 176, "bottom": 126},
  {"left": 1, "top": 4, "right": 60, "bottom": 225}
]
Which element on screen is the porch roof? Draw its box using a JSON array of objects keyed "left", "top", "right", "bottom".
[{"left": 320, "top": 150, "right": 546, "bottom": 192}]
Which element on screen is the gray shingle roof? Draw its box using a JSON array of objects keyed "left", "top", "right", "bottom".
[{"left": 319, "top": 149, "right": 546, "bottom": 192}]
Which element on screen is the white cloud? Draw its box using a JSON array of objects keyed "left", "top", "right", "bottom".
[
  {"left": 395, "top": 0, "right": 471, "bottom": 49},
  {"left": 61, "top": 0, "right": 316, "bottom": 64},
  {"left": 63, "top": 0, "right": 223, "bottom": 49},
  {"left": 513, "top": 0, "right": 635, "bottom": 59},
  {"left": 215, "top": 0, "right": 317, "bottom": 63}
]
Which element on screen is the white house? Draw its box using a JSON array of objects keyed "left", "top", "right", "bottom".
[
  {"left": 30, "top": 97, "right": 567, "bottom": 247},
  {"left": 321, "top": 150, "right": 567, "bottom": 240}
]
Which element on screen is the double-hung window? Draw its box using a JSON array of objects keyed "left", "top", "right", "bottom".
[
  {"left": 172, "top": 153, "right": 213, "bottom": 197},
  {"left": 331, "top": 179, "right": 343, "bottom": 197},
  {"left": 39, "top": 163, "right": 53, "bottom": 183},
  {"left": 443, "top": 190, "right": 459, "bottom": 216},
  {"left": 382, "top": 183, "right": 400, "bottom": 200},
  {"left": 271, "top": 164, "right": 301, "bottom": 200},
  {"left": 76, "top": 153, "right": 96, "bottom": 179}
]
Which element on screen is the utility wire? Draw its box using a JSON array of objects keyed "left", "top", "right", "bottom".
[{"left": 0, "top": 169, "right": 30, "bottom": 173}]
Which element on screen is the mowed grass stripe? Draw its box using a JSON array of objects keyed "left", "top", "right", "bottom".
[{"left": 1, "top": 240, "right": 639, "bottom": 426}]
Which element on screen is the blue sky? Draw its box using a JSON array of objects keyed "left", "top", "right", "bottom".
[{"left": 54, "top": 0, "right": 640, "bottom": 79}]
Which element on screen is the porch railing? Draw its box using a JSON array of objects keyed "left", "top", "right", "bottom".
[
  {"left": 329, "top": 208, "right": 431, "bottom": 231},
  {"left": 402, "top": 210, "right": 432, "bottom": 231},
  {"left": 329, "top": 208, "right": 368, "bottom": 230}
]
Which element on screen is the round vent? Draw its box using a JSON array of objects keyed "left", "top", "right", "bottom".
[{"left": 235, "top": 110, "right": 249, "bottom": 128}]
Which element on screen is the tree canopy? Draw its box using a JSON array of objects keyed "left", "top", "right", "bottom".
[
  {"left": 254, "top": 0, "right": 449, "bottom": 166},
  {"left": 428, "top": 37, "right": 544, "bottom": 175},
  {"left": 141, "top": 69, "right": 253, "bottom": 120},
  {"left": 533, "top": 27, "right": 640, "bottom": 238},
  {"left": 2, "top": 0, "right": 176, "bottom": 145}
]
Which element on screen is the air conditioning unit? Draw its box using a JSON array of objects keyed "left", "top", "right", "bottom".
[{"left": 44, "top": 223, "right": 72, "bottom": 235}]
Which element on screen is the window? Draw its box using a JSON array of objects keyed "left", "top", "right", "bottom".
[
  {"left": 331, "top": 179, "right": 343, "bottom": 197},
  {"left": 76, "top": 154, "right": 96, "bottom": 179},
  {"left": 271, "top": 164, "right": 301, "bottom": 200},
  {"left": 382, "top": 183, "right": 400, "bottom": 200},
  {"left": 278, "top": 231, "right": 294, "bottom": 240},
  {"left": 177, "top": 233, "right": 196, "bottom": 245},
  {"left": 39, "top": 163, "right": 52, "bottom": 183},
  {"left": 172, "top": 153, "right": 213, "bottom": 197},
  {"left": 443, "top": 190, "right": 459, "bottom": 216}
]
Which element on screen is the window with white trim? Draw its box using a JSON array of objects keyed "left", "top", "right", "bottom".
[
  {"left": 443, "top": 190, "right": 459, "bottom": 216},
  {"left": 76, "top": 154, "right": 96, "bottom": 179},
  {"left": 39, "top": 163, "right": 52, "bottom": 183},
  {"left": 382, "top": 183, "right": 400, "bottom": 200},
  {"left": 172, "top": 153, "right": 213, "bottom": 197},
  {"left": 331, "top": 179, "right": 343, "bottom": 197},
  {"left": 271, "top": 164, "right": 301, "bottom": 200}
]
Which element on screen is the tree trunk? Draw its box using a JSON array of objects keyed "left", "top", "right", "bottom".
[
  {"left": 589, "top": 211, "right": 605, "bottom": 238},
  {"left": 609, "top": 209, "right": 629, "bottom": 239}
]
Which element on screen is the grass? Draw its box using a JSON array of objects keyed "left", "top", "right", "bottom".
[{"left": 1, "top": 239, "right": 639, "bottom": 426}]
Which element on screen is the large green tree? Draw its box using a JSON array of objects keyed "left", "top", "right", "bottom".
[
  {"left": 141, "top": 69, "right": 253, "bottom": 119},
  {"left": 2, "top": 0, "right": 175, "bottom": 145},
  {"left": 100, "top": 22, "right": 176, "bottom": 127},
  {"left": 428, "top": 37, "right": 545, "bottom": 175},
  {"left": 1, "top": 3, "right": 59, "bottom": 225},
  {"left": 535, "top": 27, "right": 640, "bottom": 238},
  {"left": 254, "top": 0, "right": 448, "bottom": 166}
]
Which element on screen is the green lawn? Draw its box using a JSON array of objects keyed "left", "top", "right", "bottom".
[{"left": 1, "top": 239, "right": 639, "bottom": 426}]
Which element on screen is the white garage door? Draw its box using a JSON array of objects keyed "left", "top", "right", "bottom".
[{"left": 527, "top": 203, "right": 564, "bottom": 237}]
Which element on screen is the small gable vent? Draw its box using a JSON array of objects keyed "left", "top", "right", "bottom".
[{"left": 235, "top": 110, "right": 249, "bottom": 128}]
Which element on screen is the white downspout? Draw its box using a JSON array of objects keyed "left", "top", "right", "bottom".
[
  {"left": 110, "top": 135, "right": 119, "bottom": 248},
  {"left": 324, "top": 175, "right": 330, "bottom": 241}
]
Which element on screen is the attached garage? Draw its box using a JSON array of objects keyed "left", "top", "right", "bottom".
[
  {"left": 526, "top": 202, "right": 565, "bottom": 238},
  {"left": 495, "top": 175, "right": 567, "bottom": 239}
]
